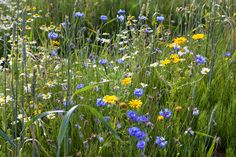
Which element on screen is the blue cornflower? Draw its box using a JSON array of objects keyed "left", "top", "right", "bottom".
[
  {"left": 100, "top": 15, "right": 108, "bottom": 22},
  {"left": 104, "top": 116, "right": 110, "bottom": 122},
  {"left": 159, "top": 108, "right": 172, "bottom": 118},
  {"left": 146, "top": 71, "right": 150, "bottom": 76},
  {"left": 127, "top": 110, "right": 139, "bottom": 122},
  {"left": 156, "top": 16, "right": 165, "bottom": 22},
  {"left": 135, "top": 130, "right": 146, "bottom": 140},
  {"left": 128, "top": 127, "right": 140, "bottom": 136},
  {"left": 117, "top": 58, "right": 125, "bottom": 64},
  {"left": 74, "top": 12, "right": 85, "bottom": 18},
  {"left": 99, "top": 59, "right": 107, "bottom": 65},
  {"left": 137, "top": 140, "right": 146, "bottom": 150},
  {"left": 138, "top": 115, "right": 150, "bottom": 123},
  {"left": 138, "top": 16, "right": 147, "bottom": 21},
  {"left": 96, "top": 98, "right": 106, "bottom": 107},
  {"left": 195, "top": 55, "right": 206, "bottom": 65},
  {"left": 117, "top": 15, "right": 125, "bottom": 22},
  {"left": 97, "top": 135, "right": 104, "bottom": 143},
  {"left": 155, "top": 136, "right": 168, "bottom": 148},
  {"left": 48, "top": 32, "right": 58, "bottom": 40},
  {"left": 76, "top": 83, "right": 84, "bottom": 89},
  {"left": 118, "top": 9, "right": 126, "bottom": 15},
  {"left": 134, "top": 88, "right": 144, "bottom": 97},
  {"left": 225, "top": 51, "right": 231, "bottom": 57},
  {"left": 50, "top": 50, "right": 57, "bottom": 57}
]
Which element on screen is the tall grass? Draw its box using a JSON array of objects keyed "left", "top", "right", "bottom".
[{"left": 0, "top": 0, "right": 235, "bottom": 156}]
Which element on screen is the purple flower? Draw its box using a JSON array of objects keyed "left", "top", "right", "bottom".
[
  {"left": 138, "top": 115, "right": 150, "bottom": 123},
  {"left": 100, "top": 15, "right": 108, "bottom": 22},
  {"left": 134, "top": 88, "right": 144, "bottom": 97},
  {"left": 74, "top": 12, "right": 85, "bottom": 18},
  {"left": 127, "top": 110, "right": 139, "bottom": 122},
  {"left": 193, "top": 107, "right": 199, "bottom": 116},
  {"left": 146, "top": 71, "right": 150, "bottom": 76},
  {"left": 135, "top": 130, "right": 146, "bottom": 140},
  {"left": 76, "top": 84, "right": 84, "bottom": 89},
  {"left": 96, "top": 98, "right": 106, "bottom": 107},
  {"left": 50, "top": 50, "right": 57, "bottom": 57},
  {"left": 128, "top": 127, "right": 140, "bottom": 136},
  {"left": 155, "top": 136, "right": 168, "bottom": 148},
  {"left": 159, "top": 108, "right": 172, "bottom": 118},
  {"left": 195, "top": 55, "right": 206, "bottom": 65},
  {"left": 99, "top": 59, "right": 107, "bottom": 65},
  {"left": 138, "top": 16, "right": 147, "bottom": 21},
  {"left": 225, "top": 51, "right": 231, "bottom": 57},
  {"left": 48, "top": 32, "right": 58, "bottom": 40},
  {"left": 117, "top": 15, "right": 125, "bottom": 22},
  {"left": 137, "top": 140, "right": 146, "bottom": 150},
  {"left": 117, "top": 58, "right": 125, "bottom": 64},
  {"left": 98, "top": 135, "right": 104, "bottom": 143},
  {"left": 118, "top": 9, "right": 126, "bottom": 15},
  {"left": 104, "top": 116, "right": 110, "bottom": 122},
  {"left": 156, "top": 16, "right": 164, "bottom": 22}
]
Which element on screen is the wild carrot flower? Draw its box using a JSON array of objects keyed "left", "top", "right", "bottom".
[
  {"left": 201, "top": 67, "right": 210, "bottom": 75},
  {"left": 121, "top": 77, "right": 132, "bottom": 85},
  {"left": 103, "top": 95, "right": 118, "bottom": 104},
  {"left": 129, "top": 99, "right": 143, "bottom": 109},
  {"left": 192, "top": 34, "right": 205, "bottom": 40}
]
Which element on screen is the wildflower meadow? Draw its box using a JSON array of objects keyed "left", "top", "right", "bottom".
[{"left": 0, "top": 0, "right": 236, "bottom": 156}]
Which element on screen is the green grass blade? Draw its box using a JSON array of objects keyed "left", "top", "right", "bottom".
[
  {"left": 207, "top": 137, "right": 216, "bottom": 157},
  {"left": 0, "top": 128, "right": 16, "bottom": 149}
]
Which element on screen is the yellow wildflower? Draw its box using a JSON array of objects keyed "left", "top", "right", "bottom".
[
  {"left": 119, "top": 102, "right": 127, "bottom": 109},
  {"left": 170, "top": 54, "right": 181, "bottom": 63},
  {"left": 160, "top": 59, "right": 171, "bottom": 66},
  {"left": 129, "top": 99, "right": 142, "bottom": 109},
  {"left": 173, "top": 37, "right": 187, "bottom": 45},
  {"left": 175, "top": 106, "right": 183, "bottom": 112},
  {"left": 192, "top": 34, "right": 205, "bottom": 40},
  {"left": 157, "top": 115, "right": 164, "bottom": 122},
  {"left": 103, "top": 95, "right": 118, "bottom": 104},
  {"left": 121, "top": 77, "right": 132, "bottom": 85}
]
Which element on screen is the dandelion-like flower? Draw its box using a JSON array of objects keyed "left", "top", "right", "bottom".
[
  {"left": 192, "top": 34, "right": 205, "bottom": 40},
  {"left": 121, "top": 77, "right": 132, "bottom": 85},
  {"left": 157, "top": 115, "right": 164, "bottom": 122},
  {"left": 160, "top": 59, "right": 171, "bottom": 66},
  {"left": 173, "top": 37, "right": 187, "bottom": 45},
  {"left": 129, "top": 99, "right": 143, "bottom": 109},
  {"left": 103, "top": 95, "right": 118, "bottom": 104},
  {"left": 155, "top": 136, "right": 168, "bottom": 148},
  {"left": 159, "top": 108, "right": 172, "bottom": 118},
  {"left": 170, "top": 54, "right": 181, "bottom": 63}
]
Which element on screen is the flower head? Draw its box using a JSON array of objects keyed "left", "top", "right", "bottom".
[
  {"left": 127, "top": 110, "right": 139, "bottom": 122},
  {"left": 103, "top": 95, "right": 118, "bottom": 104},
  {"left": 225, "top": 51, "right": 231, "bottom": 58},
  {"left": 134, "top": 88, "right": 144, "bottom": 97},
  {"left": 100, "top": 15, "right": 108, "bottom": 22},
  {"left": 156, "top": 16, "right": 164, "bottom": 22},
  {"left": 121, "top": 77, "right": 132, "bottom": 85},
  {"left": 96, "top": 98, "right": 106, "bottom": 107},
  {"left": 99, "top": 59, "right": 107, "bottom": 65},
  {"left": 129, "top": 99, "right": 143, "bottom": 109},
  {"left": 138, "top": 115, "right": 150, "bottom": 123},
  {"left": 160, "top": 59, "right": 171, "bottom": 66},
  {"left": 137, "top": 140, "right": 146, "bottom": 150},
  {"left": 138, "top": 16, "right": 147, "bottom": 21},
  {"left": 117, "top": 15, "right": 125, "bottom": 22},
  {"left": 173, "top": 37, "right": 187, "bottom": 45},
  {"left": 201, "top": 67, "right": 210, "bottom": 75},
  {"left": 135, "top": 130, "right": 146, "bottom": 140},
  {"left": 195, "top": 55, "right": 206, "bottom": 65},
  {"left": 157, "top": 115, "right": 164, "bottom": 122},
  {"left": 170, "top": 54, "right": 181, "bottom": 63},
  {"left": 74, "top": 12, "right": 85, "bottom": 18},
  {"left": 155, "top": 136, "right": 168, "bottom": 148},
  {"left": 118, "top": 9, "right": 126, "bottom": 15},
  {"left": 76, "top": 83, "right": 84, "bottom": 89},
  {"left": 48, "top": 32, "right": 58, "bottom": 40},
  {"left": 192, "top": 34, "right": 205, "bottom": 40},
  {"left": 193, "top": 107, "right": 199, "bottom": 116},
  {"left": 159, "top": 108, "right": 172, "bottom": 118},
  {"left": 128, "top": 127, "right": 140, "bottom": 136}
]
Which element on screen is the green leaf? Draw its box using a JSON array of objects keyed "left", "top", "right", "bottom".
[
  {"left": 194, "top": 131, "right": 214, "bottom": 139},
  {"left": 0, "top": 128, "right": 16, "bottom": 149},
  {"left": 207, "top": 137, "right": 216, "bottom": 157},
  {"left": 57, "top": 105, "right": 78, "bottom": 157},
  {"left": 21, "top": 110, "right": 65, "bottom": 134}
]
